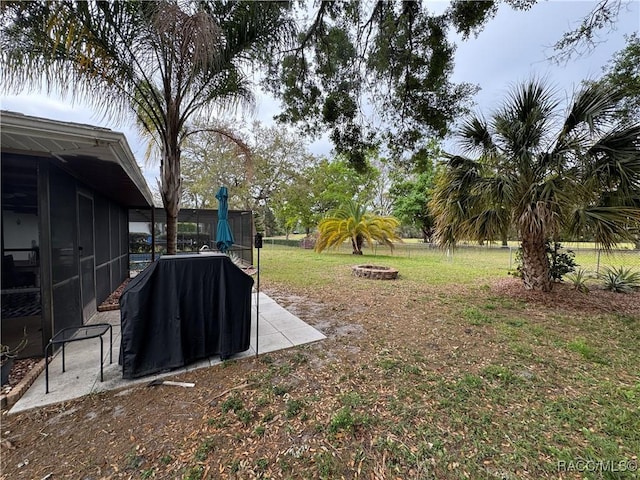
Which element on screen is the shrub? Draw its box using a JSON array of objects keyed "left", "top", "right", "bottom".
[
  {"left": 512, "top": 241, "right": 577, "bottom": 281},
  {"left": 566, "top": 268, "right": 590, "bottom": 293},
  {"left": 600, "top": 266, "right": 640, "bottom": 293},
  {"left": 548, "top": 242, "right": 577, "bottom": 281}
]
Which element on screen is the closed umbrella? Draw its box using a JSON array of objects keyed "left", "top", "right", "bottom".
[{"left": 215, "top": 186, "right": 234, "bottom": 253}]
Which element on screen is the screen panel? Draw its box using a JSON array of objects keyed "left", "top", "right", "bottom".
[
  {"left": 94, "top": 195, "right": 110, "bottom": 265},
  {"left": 95, "top": 263, "right": 111, "bottom": 305},
  {"left": 49, "top": 166, "right": 78, "bottom": 283},
  {"left": 52, "top": 279, "right": 81, "bottom": 331}
]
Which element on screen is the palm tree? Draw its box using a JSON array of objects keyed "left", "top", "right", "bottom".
[
  {"left": 431, "top": 79, "right": 640, "bottom": 291},
  {"left": 0, "top": 1, "right": 293, "bottom": 254},
  {"left": 315, "top": 202, "right": 401, "bottom": 255}
]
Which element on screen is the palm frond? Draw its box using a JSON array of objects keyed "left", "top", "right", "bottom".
[
  {"left": 559, "top": 82, "right": 622, "bottom": 137},
  {"left": 430, "top": 160, "right": 492, "bottom": 247},
  {"left": 315, "top": 202, "right": 400, "bottom": 253},
  {"left": 586, "top": 124, "right": 640, "bottom": 193},
  {"left": 465, "top": 209, "right": 508, "bottom": 242},
  {"left": 494, "top": 79, "right": 558, "bottom": 157},
  {"left": 565, "top": 206, "right": 640, "bottom": 249},
  {"left": 456, "top": 115, "right": 498, "bottom": 156}
]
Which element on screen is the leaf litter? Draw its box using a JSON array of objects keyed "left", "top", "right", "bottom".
[{"left": 1, "top": 274, "right": 638, "bottom": 479}]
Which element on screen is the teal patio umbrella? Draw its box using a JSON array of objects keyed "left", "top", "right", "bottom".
[{"left": 215, "top": 186, "right": 234, "bottom": 253}]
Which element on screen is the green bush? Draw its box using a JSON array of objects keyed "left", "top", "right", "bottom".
[
  {"left": 513, "top": 241, "right": 577, "bottom": 281},
  {"left": 600, "top": 266, "right": 640, "bottom": 293},
  {"left": 129, "top": 232, "right": 151, "bottom": 253},
  {"left": 566, "top": 268, "right": 590, "bottom": 293},
  {"left": 548, "top": 242, "right": 577, "bottom": 281}
]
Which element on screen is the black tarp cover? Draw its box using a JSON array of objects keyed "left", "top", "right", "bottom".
[{"left": 120, "top": 254, "right": 254, "bottom": 379}]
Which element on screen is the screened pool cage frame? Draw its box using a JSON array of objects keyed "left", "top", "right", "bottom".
[{"left": 128, "top": 208, "right": 253, "bottom": 272}]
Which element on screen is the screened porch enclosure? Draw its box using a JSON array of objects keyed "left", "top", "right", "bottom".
[
  {"left": 1, "top": 111, "right": 154, "bottom": 359},
  {"left": 1, "top": 156, "right": 41, "bottom": 358},
  {"left": 128, "top": 208, "right": 253, "bottom": 272}
]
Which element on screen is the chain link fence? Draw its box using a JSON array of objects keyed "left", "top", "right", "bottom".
[
  {"left": 262, "top": 238, "right": 640, "bottom": 274},
  {"left": 371, "top": 242, "right": 640, "bottom": 274},
  {"left": 562, "top": 247, "right": 640, "bottom": 274}
]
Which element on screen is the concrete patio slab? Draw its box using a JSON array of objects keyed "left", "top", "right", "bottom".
[
  {"left": 267, "top": 310, "right": 310, "bottom": 331},
  {"left": 9, "top": 292, "right": 324, "bottom": 413},
  {"left": 251, "top": 317, "right": 279, "bottom": 336},
  {"left": 282, "top": 325, "right": 326, "bottom": 345}
]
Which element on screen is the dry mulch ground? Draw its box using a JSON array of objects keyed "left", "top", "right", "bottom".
[
  {"left": 492, "top": 277, "right": 640, "bottom": 315},
  {"left": 98, "top": 278, "right": 131, "bottom": 311},
  {"left": 1, "top": 358, "right": 41, "bottom": 396},
  {"left": 1, "top": 275, "right": 638, "bottom": 479}
]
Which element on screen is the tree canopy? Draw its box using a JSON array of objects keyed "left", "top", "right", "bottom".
[
  {"left": 389, "top": 141, "right": 440, "bottom": 242},
  {"left": 180, "top": 121, "right": 315, "bottom": 236},
  {"left": 0, "top": 0, "right": 294, "bottom": 254},
  {"left": 272, "top": 157, "right": 379, "bottom": 236},
  {"left": 550, "top": 0, "right": 629, "bottom": 62},
  {"left": 264, "top": 0, "right": 631, "bottom": 170},
  {"left": 263, "top": 1, "right": 487, "bottom": 170},
  {"left": 587, "top": 32, "right": 640, "bottom": 126}
]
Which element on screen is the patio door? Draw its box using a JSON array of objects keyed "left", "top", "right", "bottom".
[{"left": 78, "top": 193, "right": 96, "bottom": 322}]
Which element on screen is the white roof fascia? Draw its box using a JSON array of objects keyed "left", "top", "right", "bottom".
[{"left": 1, "top": 110, "right": 154, "bottom": 207}]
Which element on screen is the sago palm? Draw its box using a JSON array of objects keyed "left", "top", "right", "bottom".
[
  {"left": 315, "top": 202, "right": 401, "bottom": 255},
  {"left": 431, "top": 79, "right": 640, "bottom": 291}
]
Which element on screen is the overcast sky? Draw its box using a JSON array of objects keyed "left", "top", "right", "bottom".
[
  {"left": 449, "top": 1, "right": 638, "bottom": 112},
  {"left": 1, "top": 0, "right": 638, "bottom": 186}
]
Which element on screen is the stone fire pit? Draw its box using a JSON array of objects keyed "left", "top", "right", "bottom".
[{"left": 352, "top": 265, "right": 398, "bottom": 280}]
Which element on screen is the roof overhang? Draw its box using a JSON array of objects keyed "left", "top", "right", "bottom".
[{"left": 1, "top": 110, "right": 154, "bottom": 208}]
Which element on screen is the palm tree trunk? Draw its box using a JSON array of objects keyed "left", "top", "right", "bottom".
[
  {"left": 160, "top": 145, "right": 181, "bottom": 255},
  {"left": 166, "top": 210, "right": 178, "bottom": 255},
  {"left": 421, "top": 226, "right": 433, "bottom": 243},
  {"left": 351, "top": 237, "right": 358, "bottom": 254},
  {"left": 351, "top": 235, "right": 363, "bottom": 254},
  {"left": 159, "top": 105, "right": 183, "bottom": 255},
  {"left": 520, "top": 232, "right": 552, "bottom": 291}
]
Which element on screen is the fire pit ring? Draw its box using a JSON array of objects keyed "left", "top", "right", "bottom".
[{"left": 352, "top": 265, "right": 398, "bottom": 280}]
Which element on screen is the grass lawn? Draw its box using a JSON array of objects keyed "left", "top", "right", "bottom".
[
  {"left": 2, "top": 245, "right": 638, "bottom": 479},
  {"left": 263, "top": 241, "right": 640, "bottom": 279},
  {"left": 261, "top": 243, "right": 507, "bottom": 284}
]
